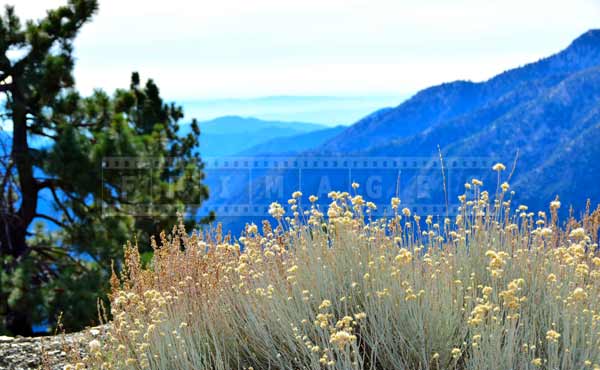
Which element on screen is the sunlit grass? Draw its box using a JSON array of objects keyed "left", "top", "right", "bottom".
[{"left": 68, "top": 165, "right": 600, "bottom": 370}]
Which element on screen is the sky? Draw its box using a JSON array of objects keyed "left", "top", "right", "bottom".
[{"left": 5, "top": 0, "right": 600, "bottom": 101}]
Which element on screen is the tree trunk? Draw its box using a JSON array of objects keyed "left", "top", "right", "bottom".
[
  {"left": 5, "top": 305, "right": 33, "bottom": 337},
  {"left": 12, "top": 81, "right": 38, "bottom": 246},
  {"left": 0, "top": 78, "right": 37, "bottom": 336},
  {"left": 0, "top": 213, "right": 28, "bottom": 259},
  {"left": 0, "top": 217, "right": 33, "bottom": 336}
]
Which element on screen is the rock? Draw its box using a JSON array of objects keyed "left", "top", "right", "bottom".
[{"left": 0, "top": 325, "right": 108, "bottom": 370}]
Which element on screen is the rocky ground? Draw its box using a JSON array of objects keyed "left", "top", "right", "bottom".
[{"left": 0, "top": 326, "right": 107, "bottom": 370}]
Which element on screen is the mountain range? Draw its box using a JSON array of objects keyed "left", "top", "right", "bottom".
[
  {"left": 323, "top": 29, "right": 600, "bottom": 154},
  {"left": 181, "top": 95, "right": 406, "bottom": 125},
  {"left": 192, "top": 116, "right": 342, "bottom": 156},
  {"left": 205, "top": 29, "right": 600, "bottom": 232},
  {"left": 238, "top": 125, "right": 346, "bottom": 155},
  {"left": 346, "top": 29, "right": 600, "bottom": 213},
  {"left": 6, "top": 30, "right": 600, "bottom": 234}
]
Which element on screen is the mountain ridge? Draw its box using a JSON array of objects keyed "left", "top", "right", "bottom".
[
  {"left": 201, "top": 30, "right": 600, "bottom": 233},
  {"left": 199, "top": 115, "right": 327, "bottom": 135},
  {"left": 321, "top": 29, "right": 600, "bottom": 154},
  {"left": 189, "top": 116, "right": 329, "bottom": 157}
]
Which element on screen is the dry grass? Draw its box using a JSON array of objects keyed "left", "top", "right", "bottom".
[{"left": 68, "top": 168, "right": 600, "bottom": 370}]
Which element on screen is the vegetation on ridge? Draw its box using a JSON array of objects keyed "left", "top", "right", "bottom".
[{"left": 67, "top": 165, "right": 600, "bottom": 370}]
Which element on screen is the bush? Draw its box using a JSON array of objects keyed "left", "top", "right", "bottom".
[{"left": 68, "top": 172, "right": 600, "bottom": 370}]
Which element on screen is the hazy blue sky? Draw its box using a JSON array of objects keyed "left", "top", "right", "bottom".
[{"left": 8, "top": 0, "right": 600, "bottom": 100}]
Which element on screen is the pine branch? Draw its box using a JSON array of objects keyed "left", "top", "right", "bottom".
[{"left": 34, "top": 213, "right": 67, "bottom": 228}]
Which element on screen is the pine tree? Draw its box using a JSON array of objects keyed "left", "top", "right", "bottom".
[{"left": 0, "top": 1, "right": 212, "bottom": 335}]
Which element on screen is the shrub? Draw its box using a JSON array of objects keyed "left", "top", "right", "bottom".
[{"left": 69, "top": 171, "right": 600, "bottom": 370}]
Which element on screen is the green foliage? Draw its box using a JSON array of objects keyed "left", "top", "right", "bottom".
[{"left": 0, "top": 1, "right": 212, "bottom": 335}]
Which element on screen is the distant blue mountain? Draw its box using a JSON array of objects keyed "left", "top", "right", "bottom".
[
  {"left": 322, "top": 30, "right": 600, "bottom": 154},
  {"left": 186, "top": 116, "right": 330, "bottom": 156},
  {"left": 352, "top": 30, "right": 600, "bottom": 212},
  {"left": 9, "top": 30, "right": 600, "bottom": 235},
  {"left": 208, "top": 30, "right": 600, "bottom": 233},
  {"left": 181, "top": 95, "right": 407, "bottom": 125},
  {"left": 238, "top": 125, "right": 346, "bottom": 155},
  {"left": 199, "top": 115, "right": 326, "bottom": 134}
]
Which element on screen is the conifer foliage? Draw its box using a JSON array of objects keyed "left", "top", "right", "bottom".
[{"left": 0, "top": 1, "right": 212, "bottom": 335}]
